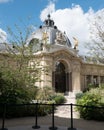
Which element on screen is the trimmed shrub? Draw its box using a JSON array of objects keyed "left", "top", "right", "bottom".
[
  {"left": 49, "top": 93, "right": 66, "bottom": 104},
  {"left": 76, "top": 88, "right": 104, "bottom": 120}
]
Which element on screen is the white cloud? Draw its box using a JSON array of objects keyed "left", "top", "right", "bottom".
[
  {"left": 0, "top": 28, "right": 7, "bottom": 43},
  {"left": 0, "top": 0, "right": 12, "bottom": 3},
  {"left": 40, "top": 2, "right": 103, "bottom": 55},
  {"left": 40, "top": 1, "right": 55, "bottom": 21}
]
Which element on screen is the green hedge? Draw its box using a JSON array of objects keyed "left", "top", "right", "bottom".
[{"left": 0, "top": 104, "right": 52, "bottom": 118}]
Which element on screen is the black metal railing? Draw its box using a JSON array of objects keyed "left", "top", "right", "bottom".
[{"left": 0, "top": 103, "right": 104, "bottom": 130}]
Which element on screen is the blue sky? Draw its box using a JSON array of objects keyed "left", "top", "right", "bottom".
[
  {"left": 0, "top": 0, "right": 104, "bottom": 54},
  {"left": 0, "top": 0, "right": 104, "bottom": 31}
]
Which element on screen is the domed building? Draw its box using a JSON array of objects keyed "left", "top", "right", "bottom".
[
  {"left": 0, "top": 14, "right": 104, "bottom": 96},
  {"left": 27, "top": 14, "right": 72, "bottom": 51},
  {"left": 26, "top": 14, "right": 104, "bottom": 96}
]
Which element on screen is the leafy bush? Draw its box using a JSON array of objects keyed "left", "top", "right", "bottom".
[
  {"left": 49, "top": 93, "right": 66, "bottom": 104},
  {"left": 36, "top": 87, "right": 66, "bottom": 104},
  {"left": 38, "top": 104, "right": 52, "bottom": 116},
  {"left": 76, "top": 87, "right": 104, "bottom": 121},
  {"left": 36, "top": 86, "right": 54, "bottom": 101},
  {"left": 76, "top": 92, "right": 84, "bottom": 99},
  {"left": 83, "top": 83, "right": 99, "bottom": 92},
  {"left": 0, "top": 67, "right": 38, "bottom": 104},
  {"left": 0, "top": 104, "right": 34, "bottom": 118}
]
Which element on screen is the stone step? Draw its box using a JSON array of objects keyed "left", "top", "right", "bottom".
[{"left": 54, "top": 96, "right": 79, "bottom": 118}]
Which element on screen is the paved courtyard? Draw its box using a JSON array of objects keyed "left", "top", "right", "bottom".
[
  {"left": 0, "top": 116, "right": 104, "bottom": 130},
  {"left": 0, "top": 97, "right": 104, "bottom": 130}
]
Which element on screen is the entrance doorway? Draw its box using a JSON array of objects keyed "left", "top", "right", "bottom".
[{"left": 55, "top": 62, "right": 66, "bottom": 93}]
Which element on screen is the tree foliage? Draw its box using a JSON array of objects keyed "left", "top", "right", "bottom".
[
  {"left": 87, "top": 11, "right": 104, "bottom": 61},
  {"left": 0, "top": 67, "right": 37, "bottom": 104},
  {"left": 0, "top": 25, "right": 42, "bottom": 104}
]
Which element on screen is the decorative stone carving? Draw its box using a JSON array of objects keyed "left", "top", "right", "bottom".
[
  {"left": 73, "top": 37, "right": 78, "bottom": 50},
  {"left": 42, "top": 31, "right": 49, "bottom": 44},
  {"left": 82, "top": 65, "right": 104, "bottom": 75},
  {"left": 55, "top": 31, "right": 66, "bottom": 45}
]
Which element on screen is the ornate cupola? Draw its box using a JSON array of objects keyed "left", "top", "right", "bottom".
[
  {"left": 27, "top": 14, "right": 72, "bottom": 51},
  {"left": 44, "top": 14, "right": 54, "bottom": 27}
]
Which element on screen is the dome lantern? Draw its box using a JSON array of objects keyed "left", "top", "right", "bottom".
[{"left": 44, "top": 14, "right": 54, "bottom": 27}]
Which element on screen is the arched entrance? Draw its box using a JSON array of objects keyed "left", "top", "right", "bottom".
[{"left": 55, "top": 62, "right": 66, "bottom": 93}]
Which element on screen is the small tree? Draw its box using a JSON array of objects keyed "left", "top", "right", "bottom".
[
  {"left": 87, "top": 12, "right": 104, "bottom": 61},
  {"left": 0, "top": 24, "right": 43, "bottom": 104}
]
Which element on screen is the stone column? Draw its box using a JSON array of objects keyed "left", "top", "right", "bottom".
[
  {"left": 72, "top": 63, "right": 81, "bottom": 94},
  {"left": 98, "top": 76, "right": 100, "bottom": 86},
  {"left": 40, "top": 55, "right": 53, "bottom": 88},
  {"left": 69, "top": 72, "right": 72, "bottom": 91},
  {"left": 84, "top": 75, "right": 87, "bottom": 89},
  {"left": 72, "top": 71, "right": 81, "bottom": 92},
  {"left": 52, "top": 71, "right": 55, "bottom": 90},
  {"left": 91, "top": 75, "right": 93, "bottom": 84},
  {"left": 65, "top": 72, "right": 69, "bottom": 95},
  {"left": 80, "top": 75, "right": 85, "bottom": 91}
]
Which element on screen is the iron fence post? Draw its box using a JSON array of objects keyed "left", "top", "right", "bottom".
[
  {"left": 68, "top": 103, "right": 77, "bottom": 130},
  {"left": 32, "top": 103, "right": 40, "bottom": 129},
  {"left": 0, "top": 104, "right": 8, "bottom": 130},
  {"left": 49, "top": 103, "right": 57, "bottom": 130}
]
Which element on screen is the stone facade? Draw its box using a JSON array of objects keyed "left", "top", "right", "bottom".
[
  {"left": 1, "top": 15, "right": 104, "bottom": 96},
  {"left": 32, "top": 45, "right": 104, "bottom": 96}
]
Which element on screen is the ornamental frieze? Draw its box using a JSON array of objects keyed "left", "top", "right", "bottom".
[
  {"left": 82, "top": 65, "right": 104, "bottom": 75},
  {"left": 53, "top": 53, "right": 71, "bottom": 62},
  {"left": 99, "top": 69, "right": 104, "bottom": 75}
]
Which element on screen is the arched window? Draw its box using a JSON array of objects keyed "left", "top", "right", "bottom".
[{"left": 29, "top": 38, "right": 39, "bottom": 52}]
